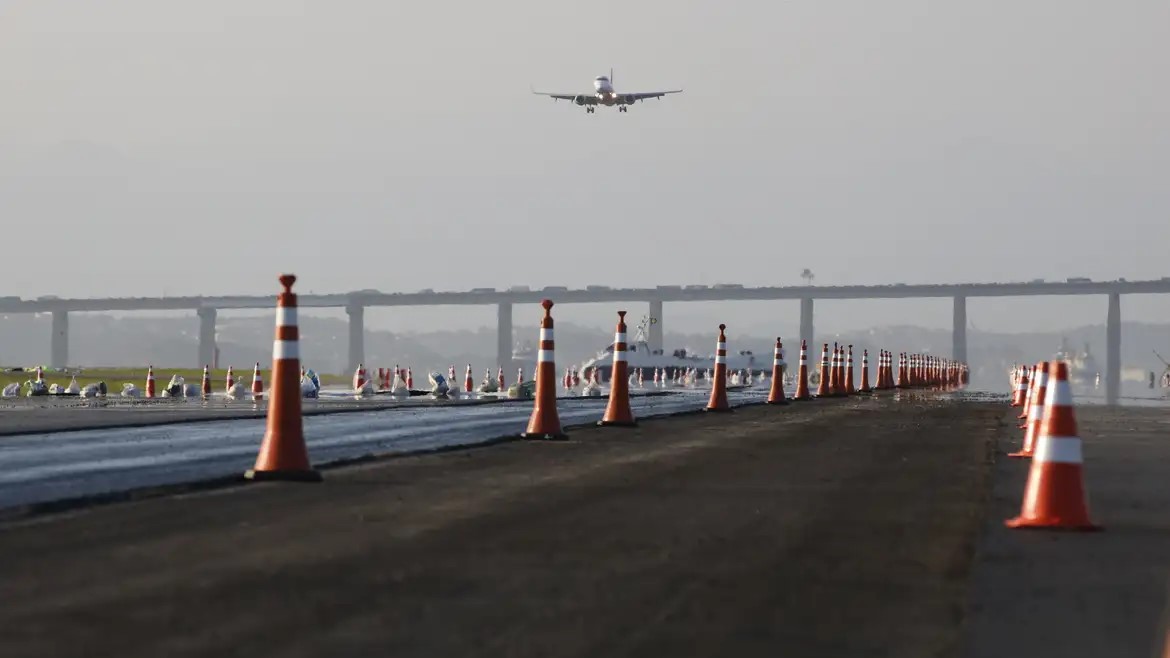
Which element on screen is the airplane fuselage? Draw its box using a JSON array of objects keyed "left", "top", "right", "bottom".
[{"left": 593, "top": 76, "right": 621, "bottom": 105}]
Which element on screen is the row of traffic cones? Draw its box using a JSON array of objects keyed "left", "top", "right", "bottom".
[
  {"left": 1002, "top": 359, "right": 1100, "bottom": 531},
  {"left": 131, "top": 364, "right": 265, "bottom": 401},
  {"left": 780, "top": 341, "right": 969, "bottom": 402},
  {"left": 241, "top": 275, "right": 975, "bottom": 482}
]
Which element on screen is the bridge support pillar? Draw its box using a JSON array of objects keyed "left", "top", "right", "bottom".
[
  {"left": 952, "top": 295, "right": 967, "bottom": 363},
  {"left": 50, "top": 310, "right": 69, "bottom": 368},
  {"left": 1106, "top": 292, "right": 1121, "bottom": 405},
  {"left": 497, "top": 302, "right": 513, "bottom": 372},
  {"left": 197, "top": 307, "right": 217, "bottom": 368},
  {"left": 347, "top": 303, "right": 365, "bottom": 376},
  {"left": 799, "top": 298, "right": 814, "bottom": 351},
  {"left": 648, "top": 299, "right": 663, "bottom": 353}
]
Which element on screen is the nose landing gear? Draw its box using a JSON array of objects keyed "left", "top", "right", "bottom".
[
  {"left": 618, "top": 106, "right": 628, "bottom": 113},
  {"left": 585, "top": 106, "right": 595, "bottom": 114}
]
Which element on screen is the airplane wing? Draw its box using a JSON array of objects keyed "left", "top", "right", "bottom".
[
  {"left": 622, "top": 90, "right": 683, "bottom": 102},
  {"left": 531, "top": 88, "right": 597, "bottom": 104}
]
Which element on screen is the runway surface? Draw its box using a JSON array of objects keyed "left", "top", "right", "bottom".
[
  {"left": 0, "top": 387, "right": 767, "bottom": 512},
  {"left": 0, "top": 393, "right": 994, "bottom": 657}
]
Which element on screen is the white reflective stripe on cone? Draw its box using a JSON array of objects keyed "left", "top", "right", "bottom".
[
  {"left": 273, "top": 340, "right": 299, "bottom": 360},
  {"left": 537, "top": 350, "right": 554, "bottom": 362},
  {"left": 613, "top": 352, "right": 627, "bottom": 362},
  {"left": 540, "top": 328, "right": 554, "bottom": 341},
  {"left": 276, "top": 307, "right": 297, "bottom": 327},
  {"left": 614, "top": 332, "right": 627, "bottom": 343},
  {"left": 1046, "top": 380, "right": 1074, "bottom": 406},
  {"left": 1033, "top": 436, "right": 1084, "bottom": 464}
]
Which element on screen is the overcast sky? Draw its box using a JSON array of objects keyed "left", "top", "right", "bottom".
[{"left": 1, "top": 0, "right": 1166, "bottom": 335}]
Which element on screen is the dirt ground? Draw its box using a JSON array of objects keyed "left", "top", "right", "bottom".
[{"left": 0, "top": 395, "right": 1000, "bottom": 657}]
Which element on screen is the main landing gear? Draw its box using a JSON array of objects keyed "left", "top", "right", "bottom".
[
  {"left": 585, "top": 107, "right": 595, "bottom": 113},
  {"left": 618, "top": 106, "right": 628, "bottom": 112}
]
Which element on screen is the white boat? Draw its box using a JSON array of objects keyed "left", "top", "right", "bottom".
[{"left": 577, "top": 316, "right": 780, "bottom": 381}]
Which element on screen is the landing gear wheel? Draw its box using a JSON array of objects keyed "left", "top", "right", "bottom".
[{"left": 619, "top": 106, "right": 628, "bottom": 113}]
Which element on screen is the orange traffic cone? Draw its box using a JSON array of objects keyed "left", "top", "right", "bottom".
[
  {"left": 858, "top": 350, "right": 872, "bottom": 393},
  {"left": 522, "top": 299, "right": 567, "bottom": 439},
  {"left": 464, "top": 364, "right": 474, "bottom": 394},
  {"left": 599, "top": 311, "right": 637, "bottom": 427},
  {"left": 814, "top": 343, "right": 831, "bottom": 397},
  {"left": 1006, "top": 361, "right": 1100, "bottom": 531},
  {"left": 705, "top": 324, "right": 732, "bottom": 412},
  {"left": 245, "top": 274, "right": 321, "bottom": 482},
  {"left": 844, "top": 345, "right": 856, "bottom": 395},
  {"left": 1018, "top": 364, "right": 1038, "bottom": 419},
  {"left": 251, "top": 361, "right": 264, "bottom": 401},
  {"left": 791, "top": 339, "right": 812, "bottom": 401},
  {"left": 767, "top": 337, "right": 788, "bottom": 405},
  {"left": 225, "top": 366, "right": 236, "bottom": 395},
  {"left": 200, "top": 365, "right": 211, "bottom": 398},
  {"left": 827, "top": 344, "right": 841, "bottom": 396},
  {"left": 145, "top": 365, "right": 156, "bottom": 398},
  {"left": 1010, "top": 361, "right": 1048, "bottom": 459}
]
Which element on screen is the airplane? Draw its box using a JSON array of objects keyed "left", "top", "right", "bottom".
[{"left": 531, "top": 68, "right": 682, "bottom": 113}]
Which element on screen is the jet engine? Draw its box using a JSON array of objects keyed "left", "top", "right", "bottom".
[
  {"left": 624, "top": 95, "right": 637, "bottom": 105},
  {"left": 573, "top": 95, "right": 587, "bottom": 106}
]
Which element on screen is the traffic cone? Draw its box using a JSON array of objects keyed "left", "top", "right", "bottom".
[
  {"left": 1010, "top": 362, "right": 1048, "bottom": 459},
  {"left": 858, "top": 350, "right": 872, "bottom": 393},
  {"left": 1006, "top": 361, "right": 1100, "bottom": 531},
  {"left": 225, "top": 366, "right": 236, "bottom": 395},
  {"left": 599, "top": 311, "right": 637, "bottom": 427},
  {"left": 845, "top": 345, "right": 856, "bottom": 395},
  {"left": 522, "top": 300, "right": 567, "bottom": 440},
  {"left": 767, "top": 337, "right": 788, "bottom": 405},
  {"left": 827, "top": 344, "right": 841, "bottom": 396},
  {"left": 245, "top": 274, "right": 321, "bottom": 482},
  {"left": 251, "top": 361, "right": 264, "bottom": 401},
  {"left": 705, "top": 324, "right": 732, "bottom": 412},
  {"left": 201, "top": 365, "right": 211, "bottom": 398},
  {"left": 145, "top": 365, "right": 156, "bottom": 398},
  {"left": 791, "top": 340, "right": 812, "bottom": 401},
  {"left": 406, "top": 367, "right": 414, "bottom": 390},
  {"left": 465, "top": 364, "right": 474, "bottom": 394},
  {"left": 497, "top": 367, "right": 505, "bottom": 391},
  {"left": 353, "top": 364, "right": 367, "bottom": 393},
  {"left": 516, "top": 366, "right": 524, "bottom": 386},
  {"left": 814, "top": 343, "right": 830, "bottom": 397},
  {"left": 35, "top": 366, "right": 43, "bottom": 383},
  {"left": 1018, "top": 364, "right": 1038, "bottom": 419}
]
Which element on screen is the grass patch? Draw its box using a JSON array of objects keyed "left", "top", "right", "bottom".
[{"left": 0, "top": 367, "right": 349, "bottom": 391}]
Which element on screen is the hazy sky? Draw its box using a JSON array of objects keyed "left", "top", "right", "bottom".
[{"left": 2, "top": 0, "right": 1167, "bottom": 335}]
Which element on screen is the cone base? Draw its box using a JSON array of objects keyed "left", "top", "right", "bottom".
[
  {"left": 244, "top": 468, "right": 323, "bottom": 482},
  {"left": 766, "top": 399, "right": 789, "bottom": 405},
  {"left": 1005, "top": 516, "right": 1101, "bottom": 531},
  {"left": 597, "top": 419, "right": 638, "bottom": 427},
  {"left": 703, "top": 406, "right": 733, "bottom": 413},
  {"left": 521, "top": 432, "right": 569, "bottom": 441}
]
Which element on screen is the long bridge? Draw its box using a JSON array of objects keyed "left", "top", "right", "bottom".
[{"left": 5, "top": 277, "right": 1169, "bottom": 405}]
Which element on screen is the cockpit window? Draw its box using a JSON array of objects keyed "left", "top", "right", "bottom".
[{"left": 596, "top": 76, "right": 608, "bottom": 81}]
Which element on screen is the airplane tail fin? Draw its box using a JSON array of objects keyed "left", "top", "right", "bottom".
[{"left": 610, "top": 67, "right": 614, "bottom": 87}]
